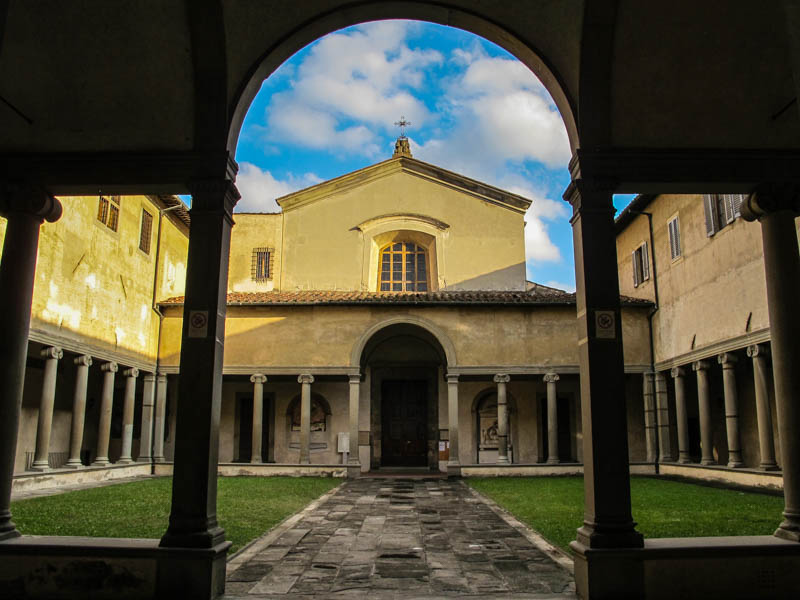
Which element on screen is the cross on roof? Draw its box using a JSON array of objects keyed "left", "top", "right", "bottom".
[{"left": 394, "top": 116, "right": 411, "bottom": 138}]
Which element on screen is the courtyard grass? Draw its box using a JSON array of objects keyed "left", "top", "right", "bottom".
[
  {"left": 10, "top": 476, "right": 340, "bottom": 555},
  {"left": 468, "top": 476, "right": 784, "bottom": 554}
]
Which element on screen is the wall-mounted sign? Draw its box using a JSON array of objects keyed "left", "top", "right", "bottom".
[
  {"left": 188, "top": 310, "right": 208, "bottom": 338},
  {"left": 595, "top": 310, "right": 616, "bottom": 339}
]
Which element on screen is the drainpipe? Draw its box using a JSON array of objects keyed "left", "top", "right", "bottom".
[
  {"left": 149, "top": 203, "right": 181, "bottom": 472},
  {"left": 628, "top": 210, "right": 660, "bottom": 473}
]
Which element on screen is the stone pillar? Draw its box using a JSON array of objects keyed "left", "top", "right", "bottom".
[
  {"left": 671, "top": 367, "right": 691, "bottom": 463},
  {"left": 92, "top": 361, "right": 118, "bottom": 466},
  {"left": 642, "top": 372, "right": 657, "bottom": 463},
  {"left": 118, "top": 367, "right": 139, "bottom": 464},
  {"left": 446, "top": 373, "right": 460, "bottom": 477},
  {"left": 138, "top": 373, "right": 156, "bottom": 463},
  {"left": 152, "top": 372, "right": 167, "bottom": 462},
  {"left": 250, "top": 374, "right": 266, "bottom": 464},
  {"left": 564, "top": 180, "right": 643, "bottom": 551},
  {"left": 718, "top": 353, "right": 743, "bottom": 468},
  {"left": 693, "top": 360, "right": 714, "bottom": 465},
  {"left": 347, "top": 374, "right": 361, "bottom": 477},
  {"left": 494, "top": 374, "right": 511, "bottom": 464},
  {"left": 159, "top": 178, "right": 239, "bottom": 560},
  {"left": 30, "top": 346, "right": 64, "bottom": 470},
  {"left": 0, "top": 184, "right": 61, "bottom": 540},
  {"left": 66, "top": 355, "right": 92, "bottom": 468},
  {"left": 298, "top": 374, "right": 314, "bottom": 464},
  {"left": 655, "top": 372, "right": 674, "bottom": 461},
  {"left": 742, "top": 188, "right": 800, "bottom": 541},
  {"left": 747, "top": 344, "right": 778, "bottom": 471},
  {"left": 544, "top": 372, "right": 561, "bottom": 464}
]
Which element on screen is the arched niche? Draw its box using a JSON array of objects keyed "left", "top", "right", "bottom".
[
  {"left": 286, "top": 393, "right": 332, "bottom": 453},
  {"left": 471, "top": 387, "right": 518, "bottom": 464}
]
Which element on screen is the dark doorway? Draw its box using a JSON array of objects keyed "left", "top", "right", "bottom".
[
  {"left": 381, "top": 380, "right": 428, "bottom": 466},
  {"left": 237, "top": 394, "right": 269, "bottom": 462},
  {"left": 540, "top": 396, "right": 572, "bottom": 462}
]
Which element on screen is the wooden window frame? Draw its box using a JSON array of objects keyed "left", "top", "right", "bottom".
[
  {"left": 139, "top": 209, "right": 154, "bottom": 254},
  {"left": 379, "top": 241, "right": 429, "bottom": 292},
  {"left": 97, "top": 195, "right": 121, "bottom": 232},
  {"left": 632, "top": 241, "right": 650, "bottom": 287}
]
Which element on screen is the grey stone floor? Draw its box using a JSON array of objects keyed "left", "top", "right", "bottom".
[{"left": 224, "top": 478, "right": 575, "bottom": 599}]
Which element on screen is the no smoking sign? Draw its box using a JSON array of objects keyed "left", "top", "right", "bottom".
[
  {"left": 188, "top": 310, "right": 209, "bottom": 338},
  {"left": 594, "top": 310, "right": 616, "bottom": 339}
]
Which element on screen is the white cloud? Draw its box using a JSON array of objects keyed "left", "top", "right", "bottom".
[
  {"left": 544, "top": 280, "right": 576, "bottom": 293},
  {"left": 235, "top": 162, "right": 321, "bottom": 213},
  {"left": 263, "top": 21, "right": 442, "bottom": 156}
]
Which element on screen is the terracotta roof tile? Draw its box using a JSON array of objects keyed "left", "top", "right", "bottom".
[{"left": 160, "top": 289, "right": 651, "bottom": 307}]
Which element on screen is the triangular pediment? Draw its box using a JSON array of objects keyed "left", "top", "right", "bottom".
[{"left": 275, "top": 156, "right": 532, "bottom": 214}]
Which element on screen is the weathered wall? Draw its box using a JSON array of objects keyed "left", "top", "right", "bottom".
[{"left": 227, "top": 213, "right": 282, "bottom": 293}]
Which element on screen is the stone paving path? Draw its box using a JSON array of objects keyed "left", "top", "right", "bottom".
[{"left": 224, "top": 478, "right": 575, "bottom": 599}]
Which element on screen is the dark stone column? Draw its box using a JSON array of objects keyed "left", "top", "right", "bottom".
[
  {"left": 718, "top": 353, "right": 743, "bottom": 468},
  {"left": 159, "top": 178, "right": 239, "bottom": 553},
  {"left": 544, "top": 372, "right": 561, "bottom": 464},
  {"left": 743, "top": 186, "right": 800, "bottom": 541},
  {"left": 671, "top": 367, "right": 691, "bottom": 463},
  {"left": 564, "top": 180, "right": 643, "bottom": 550},
  {"left": 747, "top": 344, "right": 779, "bottom": 471},
  {"left": 31, "top": 346, "right": 64, "bottom": 471},
  {"left": 693, "top": 360, "right": 715, "bottom": 465},
  {"left": 66, "top": 355, "right": 93, "bottom": 468},
  {"left": 642, "top": 372, "right": 657, "bottom": 463},
  {"left": 250, "top": 374, "right": 266, "bottom": 464},
  {"left": 118, "top": 367, "right": 139, "bottom": 464},
  {"left": 0, "top": 184, "right": 61, "bottom": 540},
  {"left": 655, "top": 372, "right": 674, "bottom": 461}
]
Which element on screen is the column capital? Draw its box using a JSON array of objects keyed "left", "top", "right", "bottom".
[
  {"left": 73, "top": 354, "right": 92, "bottom": 367},
  {"left": 718, "top": 352, "right": 738, "bottom": 368},
  {"left": 493, "top": 373, "right": 511, "bottom": 384},
  {"left": 670, "top": 366, "right": 686, "bottom": 378},
  {"left": 692, "top": 360, "right": 711, "bottom": 372},
  {"left": 0, "top": 182, "right": 62, "bottom": 222},
  {"left": 143, "top": 372, "right": 156, "bottom": 382},
  {"left": 123, "top": 367, "right": 139, "bottom": 378},
  {"left": 348, "top": 374, "right": 361, "bottom": 384},
  {"left": 747, "top": 344, "right": 770, "bottom": 359},
  {"left": 543, "top": 372, "right": 560, "bottom": 384},
  {"left": 101, "top": 361, "right": 118, "bottom": 373},
  {"left": 250, "top": 373, "right": 267, "bottom": 384},
  {"left": 297, "top": 373, "right": 314, "bottom": 384},
  {"left": 187, "top": 178, "right": 241, "bottom": 223},
  {"left": 40, "top": 346, "right": 63, "bottom": 360},
  {"left": 740, "top": 183, "right": 800, "bottom": 221},
  {"left": 446, "top": 373, "right": 459, "bottom": 384}
]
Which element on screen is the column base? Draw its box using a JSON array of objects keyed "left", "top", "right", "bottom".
[
  {"left": 701, "top": 459, "right": 715, "bottom": 465},
  {"left": 496, "top": 457, "right": 510, "bottom": 465},
  {"left": 29, "top": 461, "right": 50, "bottom": 472},
  {"left": 250, "top": 459, "right": 263, "bottom": 465},
  {"left": 760, "top": 463, "right": 780, "bottom": 471},
  {"left": 547, "top": 458, "right": 561, "bottom": 465},
  {"left": 775, "top": 515, "right": 800, "bottom": 542},
  {"left": 678, "top": 455, "right": 692, "bottom": 464},
  {"left": 63, "top": 459, "right": 84, "bottom": 469},
  {"left": 137, "top": 456, "right": 153, "bottom": 463},
  {"left": 576, "top": 524, "right": 644, "bottom": 549},
  {"left": 91, "top": 458, "right": 110, "bottom": 467},
  {"left": 346, "top": 463, "right": 361, "bottom": 478},
  {"left": 116, "top": 458, "right": 134, "bottom": 465},
  {"left": 157, "top": 540, "right": 231, "bottom": 600},
  {"left": 153, "top": 456, "right": 166, "bottom": 464},
  {"left": 447, "top": 462, "right": 461, "bottom": 478},
  {"left": 727, "top": 460, "right": 744, "bottom": 468},
  {"left": 0, "top": 520, "right": 21, "bottom": 541}
]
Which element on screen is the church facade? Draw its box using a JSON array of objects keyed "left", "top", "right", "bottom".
[{"left": 6, "top": 141, "right": 655, "bottom": 482}]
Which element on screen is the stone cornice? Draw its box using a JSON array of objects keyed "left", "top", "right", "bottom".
[
  {"left": 654, "top": 328, "right": 770, "bottom": 371},
  {"left": 352, "top": 213, "right": 450, "bottom": 233}
]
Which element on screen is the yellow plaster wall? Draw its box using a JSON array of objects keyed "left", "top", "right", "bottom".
[
  {"left": 616, "top": 194, "right": 800, "bottom": 366},
  {"left": 278, "top": 168, "right": 527, "bottom": 292},
  {"left": 159, "top": 304, "right": 651, "bottom": 369},
  {"left": 227, "top": 213, "right": 282, "bottom": 293},
  {"left": 0, "top": 196, "right": 188, "bottom": 366}
]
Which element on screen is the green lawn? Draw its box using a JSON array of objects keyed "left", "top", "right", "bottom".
[
  {"left": 11, "top": 476, "right": 340, "bottom": 554},
  {"left": 468, "top": 476, "right": 784, "bottom": 554}
]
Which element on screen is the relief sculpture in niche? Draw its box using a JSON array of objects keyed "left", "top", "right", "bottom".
[
  {"left": 479, "top": 400, "right": 499, "bottom": 449},
  {"left": 291, "top": 399, "right": 327, "bottom": 432}
]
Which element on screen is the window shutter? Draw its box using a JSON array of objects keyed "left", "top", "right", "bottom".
[
  {"left": 632, "top": 251, "right": 640, "bottom": 287},
  {"left": 731, "top": 194, "right": 744, "bottom": 218},
  {"left": 673, "top": 218, "right": 682, "bottom": 258},
  {"left": 641, "top": 242, "right": 650, "bottom": 280},
  {"left": 723, "top": 195, "right": 736, "bottom": 224},
  {"left": 703, "top": 195, "right": 717, "bottom": 236}
]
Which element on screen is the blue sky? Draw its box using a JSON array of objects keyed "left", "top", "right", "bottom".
[{"left": 234, "top": 20, "right": 634, "bottom": 292}]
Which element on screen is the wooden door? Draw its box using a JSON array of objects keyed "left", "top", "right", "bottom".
[{"left": 381, "top": 380, "right": 428, "bottom": 466}]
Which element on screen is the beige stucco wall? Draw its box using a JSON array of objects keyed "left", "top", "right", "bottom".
[
  {"left": 159, "top": 304, "right": 652, "bottom": 370},
  {"left": 616, "top": 194, "right": 800, "bottom": 367},
  {"left": 1, "top": 196, "right": 188, "bottom": 367},
  {"left": 227, "top": 213, "right": 282, "bottom": 293},
  {"left": 276, "top": 166, "right": 527, "bottom": 292}
]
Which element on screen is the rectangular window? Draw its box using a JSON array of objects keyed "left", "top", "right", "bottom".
[
  {"left": 139, "top": 209, "right": 153, "bottom": 254},
  {"left": 704, "top": 194, "right": 743, "bottom": 236},
  {"left": 251, "top": 247, "right": 272, "bottom": 281},
  {"left": 97, "top": 195, "right": 121, "bottom": 232},
  {"left": 632, "top": 242, "right": 650, "bottom": 287},
  {"left": 668, "top": 216, "right": 681, "bottom": 260}
]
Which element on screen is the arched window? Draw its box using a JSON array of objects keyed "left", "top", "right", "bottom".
[{"left": 379, "top": 242, "right": 428, "bottom": 291}]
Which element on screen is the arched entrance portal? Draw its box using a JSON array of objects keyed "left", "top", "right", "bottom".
[{"left": 359, "top": 322, "right": 449, "bottom": 471}]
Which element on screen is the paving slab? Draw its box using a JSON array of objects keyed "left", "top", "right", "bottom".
[{"left": 224, "top": 477, "right": 575, "bottom": 598}]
